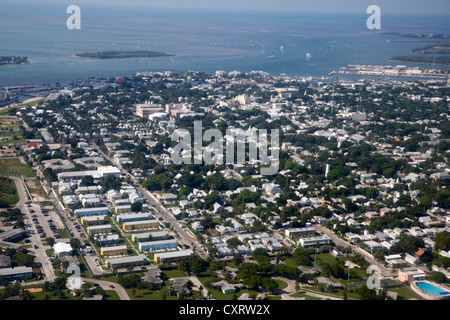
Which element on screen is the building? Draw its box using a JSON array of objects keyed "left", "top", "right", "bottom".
[
  {"left": 135, "top": 102, "right": 164, "bottom": 117},
  {"left": 285, "top": 227, "right": 316, "bottom": 239},
  {"left": 123, "top": 220, "right": 158, "bottom": 231},
  {"left": 141, "top": 268, "right": 164, "bottom": 287},
  {"left": 139, "top": 239, "right": 178, "bottom": 252},
  {"left": 95, "top": 234, "right": 120, "bottom": 246},
  {"left": 115, "top": 205, "right": 131, "bottom": 214},
  {"left": 154, "top": 249, "right": 193, "bottom": 264},
  {"left": 298, "top": 235, "right": 331, "bottom": 247},
  {"left": 74, "top": 207, "right": 109, "bottom": 218},
  {"left": 398, "top": 268, "right": 426, "bottom": 284},
  {"left": 104, "top": 255, "right": 147, "bottom": 269},
  {"left": 26, "top": 139, "right": 44, "bottom": 148},
  {"left": 87, "top": 224, "right": 112, "bottom": 235},
  {"left": 0, "top": 266, "right": 33, "bottom": 280},
  {"left": 81, "top": 215, "right": 106, "bottom": 226},
  {"left": 100, "top": 245, "right": 127, "bottom": 257},
  {"left": 53, "top": 242, "right": 73, "bottom": 258},
  {"left": 191, "top": 221, "right": 204, "bottom": 233},
  {"left": 131, "top": 231, "right": 169, "bottom": 243},
  {"left": 116, "top": 212, "right": 153, "bottom": 223}
]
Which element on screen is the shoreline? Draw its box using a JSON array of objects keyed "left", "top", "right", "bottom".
[{"left": 388, "top": 58, "right": 450, "bottom": 67}]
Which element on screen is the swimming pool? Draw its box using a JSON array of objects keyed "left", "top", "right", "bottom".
[{"left": 416, "top": 281, "right": 450, "bottom": 296}]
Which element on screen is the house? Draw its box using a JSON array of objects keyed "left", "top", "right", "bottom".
[
  {"left": 191, "top": 221, "right": 204, "bottom": 233},
  {"left": 212, "top": 280, "right": 241, "bottom": 294},
  {"left": 157, "top": 193, "right": 178, "bottom": 203},
  {"left": 171, "top": 278, "right": 190, "bottom": 297},
  {"left": 141, "top": 268, "right": 164, "bottom": 287},
  {"left": 404, "top": 253, "right": 421, "bottom": 266}
]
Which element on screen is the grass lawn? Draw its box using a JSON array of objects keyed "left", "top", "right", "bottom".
[
  {"left": 274, "top": 279, "right": 288, "bottom": 290},
  {"left": 0, "top": 177, "right": 19, "bottom": 205},
  {"left": 387, "top": 285, "right": 423, "bottom": 300},
  {"left": 0, "top": 158, "right": 35, "bottom": 177},
  {"left": 290, "top": 292, "right": 322, "bottom": 300},
  {"left": 57, "top": 229, "right": 71, "bottom": 238},
  {"left": 163, "top": 269, "right": 187, "bottom": 278}
]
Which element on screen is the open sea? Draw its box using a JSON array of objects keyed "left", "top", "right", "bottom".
[{"left": 0, "top": 2, "right": 449, "bottom": 87}]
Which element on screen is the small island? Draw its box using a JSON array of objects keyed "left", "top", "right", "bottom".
[
  {"left": 74, "top": 51, "right": 175, "bottom": 59},
  {"left": 0, "top": 56, "right": 30, "bottom": 66},
  {"left": 390, "top": 55, "right": 450, "bottom": 66}
]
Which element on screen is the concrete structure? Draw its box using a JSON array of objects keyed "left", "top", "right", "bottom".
[{"left": 154, "top": 249, "right": 193, "bottom": 264}]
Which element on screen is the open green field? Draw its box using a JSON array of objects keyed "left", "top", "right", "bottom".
[
  {"left": 0, "top": 176, "right": 19, "bottom": 206},
  {"left": 0, "top": 158, "right": 35, "bottom": 177}
]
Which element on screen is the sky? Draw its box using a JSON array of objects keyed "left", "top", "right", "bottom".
[{"left": 6, "top": 0, "right": 450, "bottom": 16}]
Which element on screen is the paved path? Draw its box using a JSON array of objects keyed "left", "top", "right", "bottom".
[
  {"left": 82, "top": 278, "right": 130, "bottom": 300},
  {"left": 187, "top": 276, "right": 210, "bottom": 298}
]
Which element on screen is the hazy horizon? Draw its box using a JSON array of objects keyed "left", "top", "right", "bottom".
[{"left": 4, "top": 0, "right": 450, "bottom": 16}]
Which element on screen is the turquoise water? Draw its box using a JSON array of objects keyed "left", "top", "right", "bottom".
[
  {"left": 1, "top": 2, "right": 450, "bottom": 86},
  {"left": 416, "top": 282, "right": 450, "bottom": 296}
]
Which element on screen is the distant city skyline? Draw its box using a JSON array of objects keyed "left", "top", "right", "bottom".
[{"left": 8, "top": 0, "right": 450, "bottom": 16}]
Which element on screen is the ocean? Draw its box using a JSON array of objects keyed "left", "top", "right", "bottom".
[{"left": 0, "top": 2, "right": 449, "bottom": 87}]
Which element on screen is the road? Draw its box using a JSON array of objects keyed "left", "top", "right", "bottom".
[
  {"left": 91, "top": 142, "right": 209, "bottom": 259},
  {"left": 314, "top": 224, "right": 394, "bottom": 278}
]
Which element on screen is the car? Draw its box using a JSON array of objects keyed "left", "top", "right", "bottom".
[
  {"left": 34, "top": 245, "right": 38, "bottom": 249},
  {"left": 109, "top": 285, "right": 114, "bottom": 289}
]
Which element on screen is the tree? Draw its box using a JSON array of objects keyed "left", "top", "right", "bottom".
[
  {"left": 261, "top": 278, "right": 279, "bottom": 294},
  {"left": 232, "top": 253, "right": 244, "bottom": 267},
  {"left": 356, "top": 285, "right": 376, "bottom": 300},
  {"left": 130, "top": 201, "right": 143, "bottom": 212},
  {"left": 293, "top": 246, "right": 311, "bottom": 266},
  {"left": 118, "top": 274, "right": 141, "bottom": 289},
  {"left": 430, "top": 271, "right": 447, "bottom": 283},
  {"left": 45, "top": 237, "right": 56, "bottom": 248},
  {"left": 80, "top": 175, "right": 94, "bottom": 187},
  {"left": 434, "top": 231, "right": 450, "bottom": 251}
]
